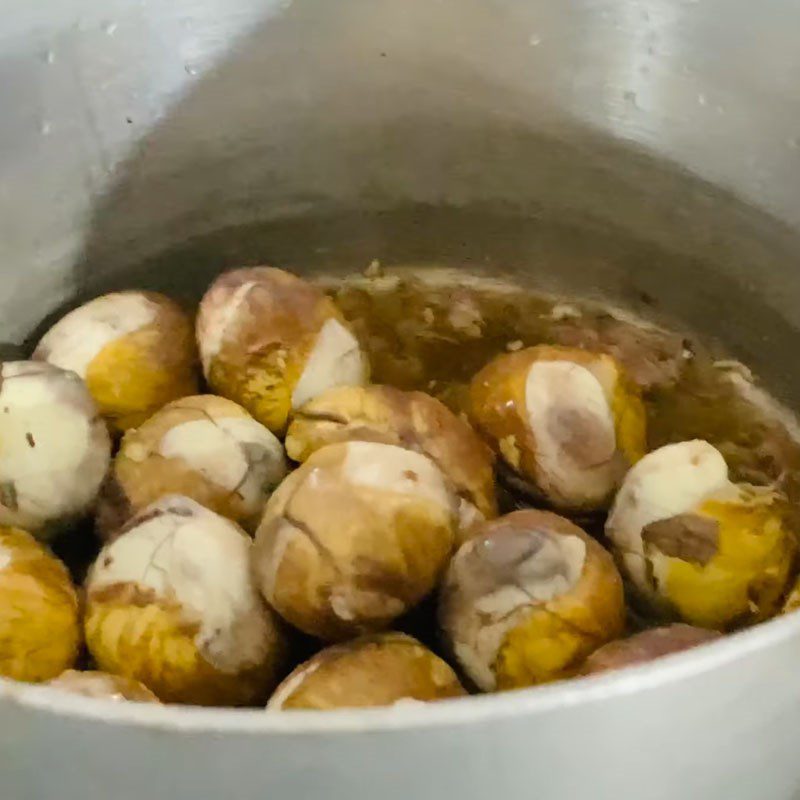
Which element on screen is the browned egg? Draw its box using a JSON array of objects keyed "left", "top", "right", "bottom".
[
  {"left": 48, "top": 670, "right": 160, "bottom": 703},
  {"left": 579, "top": 625, "right": 722, "bottom": 675},
  {"left": 268, "top": 633, "right": 465, "bottom": 710},
  {"left": 439, "top": 509, "right": 626, "bottom": 690},
  {"left": 286, "top": 383, "right": 497, "bottom": 541},
  {"left": 252, "top": 441, "right": 458, "bottom": 641}
]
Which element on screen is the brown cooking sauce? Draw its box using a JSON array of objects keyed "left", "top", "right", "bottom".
[{"left": 322, "top": 269, "right": 800, "bottom": 510}]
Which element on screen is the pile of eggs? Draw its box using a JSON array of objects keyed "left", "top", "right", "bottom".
[{"left": 0, "top": 266, "right": 795, "bottom": 711}]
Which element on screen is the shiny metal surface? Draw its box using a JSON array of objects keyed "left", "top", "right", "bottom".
[{"left": 2, "top": 0, "right": 800, "bottom": 798}]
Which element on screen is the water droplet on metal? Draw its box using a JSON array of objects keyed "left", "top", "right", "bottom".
[
  {"left": 40, "top": 121, "right": 51, "bottom": 136},
  {"left": 528, "top": 35, "right": 542, "bottom": 46},
  {"left": 697, "top": 93, "right": 707, "bottom": 106},
  {"left": 184, "top": 64, "right": 198, "bottom": 76},
  {"left": 42, "top": 50, "right": 56, "bottom": 65},
  {"left": 101, "top": 21, "right": 118, "bottom": 36}
]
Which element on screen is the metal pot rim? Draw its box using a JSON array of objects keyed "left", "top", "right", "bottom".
[{"left": 6, "top": 608, "right": 798, "bottom": 733}]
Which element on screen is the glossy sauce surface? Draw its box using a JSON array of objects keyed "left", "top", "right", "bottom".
[{"left": 326, "top": 270, "right": 800, "bottom": 508}]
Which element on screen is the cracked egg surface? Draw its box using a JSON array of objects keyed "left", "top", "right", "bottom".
[
  {"left": 469, "top": 345, "right": 646, "bottom": 512},
  {"left": 606, "top": 440, "right": 795, "bottom": 629},
  {"left": 33, "top": 291, "right": 198, "bottom": 433},
  {"left": 85, "top": 495, "right": 285, "bottom": 706},
  {"left": 253, "top": 440, "right": 458, "bottom": 641},
  {"left": 197, "top": 267, "right": 368, "bottom": 435},
  {"left": 0, "top": 361, "right": 111, "bottom": 538},
  {"left": 286, "top": 384, "right": 497, "bottom": 542},
  {"left": 440, "top": 509, "right": 625, "bottom": 690},
  {"left": 97, "top": 395, "right": 287, "bottom": 538}
]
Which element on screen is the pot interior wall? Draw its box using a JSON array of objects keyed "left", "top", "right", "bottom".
[
  {"left": 31, "top": 189, "right": 800, "bottom": 414},
  {"left": 74, "top": 199, "right": 800, "bottom": 409},
  {"left": 5, "top": 0, "right": 800, "bottom": 405}
]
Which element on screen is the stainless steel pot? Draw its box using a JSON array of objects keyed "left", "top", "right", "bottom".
[{"left": 3, "top": 1, "right": 800, "bottom": 798}]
